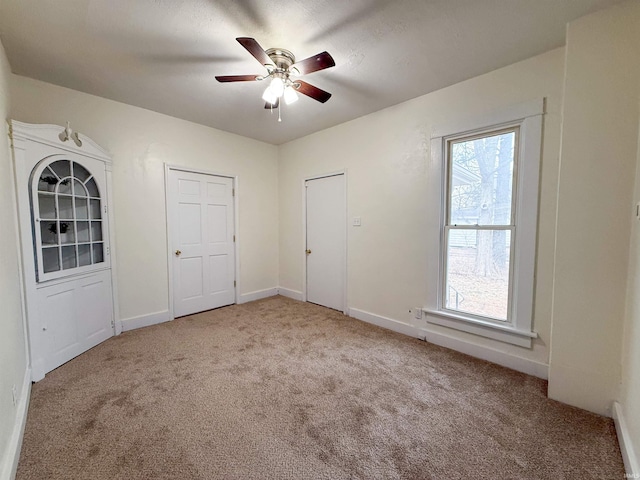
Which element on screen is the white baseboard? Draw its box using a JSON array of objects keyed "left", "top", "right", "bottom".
[
  {"left": 422, "top": 329, "right": 549, "bottom": 379},
  {"left": 613, "top": 401, "right": 639, "bottom": 476},
  {"left": 347, "top": 307, "right": 548, "bottom": 380},
  {"left": 120, "top": 310, "right": 172, "bottom": 332},
  {"left": 238, "top": 288, "right": 278, "bottom": 304},
  {"left": 277, "top": 287, "right": 304, "bottom": 301},
  {"left": 349, "top": 308, "right": 420, "bottom": 338},
  {"left": 1, "top": 367, "right": 31, "bottom": 480}
]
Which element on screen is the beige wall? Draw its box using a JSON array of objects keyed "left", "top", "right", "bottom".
[
  {"left": 548, "top": 0, "right": 640, "bottom": 416},
  {"left": 622, "top": 108, "right": 640, "bottom": 469},
  {"left": 9, "top": 77, "right": 279, "bottom": 323},
  {"left": 0, "top": 38, "right": 28, "bottom": 474},
  {"left": 279, "top": 48, "right": 565, "bottom": 371}
]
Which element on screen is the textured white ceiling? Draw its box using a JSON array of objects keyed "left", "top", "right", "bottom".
[{"left": 0, "top": 0, "right": 624, "bottom": 144}]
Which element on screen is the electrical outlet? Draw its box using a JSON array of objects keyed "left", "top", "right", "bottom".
[
  {"left": 414, "top": 308, "right": 423, "bottom": 320},
  {"left": 11, "top": 385, "right": 17, "bottom": 406}
]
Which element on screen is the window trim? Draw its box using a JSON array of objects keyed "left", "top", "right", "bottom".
[{"left": 425, "top": 99, "right": 543, "bottom": 348}]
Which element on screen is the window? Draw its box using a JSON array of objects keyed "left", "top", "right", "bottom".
[
  {"left": 32, "top": 158, "right": 106, "bottom": 282},
  {"left": 426, "top": 100, "right": 543, "bottom": 347}
]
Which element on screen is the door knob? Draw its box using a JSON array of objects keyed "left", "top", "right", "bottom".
[
  {"left": 305, "top": 249, "right": 312, "bottom": 255},
  {"left": 175, "top": 250, "right": 182, "bottom": 256}
]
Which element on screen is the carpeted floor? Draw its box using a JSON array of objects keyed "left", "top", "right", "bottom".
[{"left": 17, "top": 296, "right": 623, "bottom": 479}]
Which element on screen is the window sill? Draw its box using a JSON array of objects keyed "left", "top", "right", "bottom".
[{"left": 423, "top": 309, "right": 537, "bottom": 348}]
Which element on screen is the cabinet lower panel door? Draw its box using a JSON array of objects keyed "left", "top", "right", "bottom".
[{"left": 36, "top": 270, "right": 113, "bottom": 376}]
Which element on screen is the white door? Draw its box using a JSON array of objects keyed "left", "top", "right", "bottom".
[
  {"left": 36, "top": 270, "right": 114, "bottom": 378},
  {"left": 306, "top": 174, "right": 346, "bottom": 311},
  {"left": 169, "top": 169, "right": 236, "bottom": 317}
]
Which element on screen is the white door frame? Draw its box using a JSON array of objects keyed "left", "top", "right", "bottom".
[
  {"left": 164, "top": 164, "right": 240, "bottom": 320},
  {"left": 302, "top": 170, "right": 348, "bottom": 314}
]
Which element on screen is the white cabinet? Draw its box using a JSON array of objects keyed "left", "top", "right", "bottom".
[{"left": 10, "top": 121, "right": 118, "bottom": 381}]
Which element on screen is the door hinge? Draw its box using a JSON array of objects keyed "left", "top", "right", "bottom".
[
  {"left": 104, "top": 205, "right": 108, "bottom": 214},
  {"left": 234, "top": 280, "right": 236, "bottom": 287},
  {"left": 232, "top": 188, "right": 235, "bottom": 197},
  {"left": 233, "top": 235, "right": 236, "bottom": 242}
]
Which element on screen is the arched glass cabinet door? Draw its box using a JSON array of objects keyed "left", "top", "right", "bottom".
[{"left": 30, "top": 155, "right": 110, "bottom": 282}]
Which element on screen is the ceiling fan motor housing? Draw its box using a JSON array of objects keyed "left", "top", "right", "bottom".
[{"left": 265, "top": 48, "right": 296, "bottom": 72}]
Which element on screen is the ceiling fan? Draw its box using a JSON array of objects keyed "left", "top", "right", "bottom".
[{"left": 215, "top": 37, "right": 335, "bottom": 110}]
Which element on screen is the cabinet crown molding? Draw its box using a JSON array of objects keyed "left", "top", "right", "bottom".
[{"left": 8, "top": 121, "right": 111, "bottom": 164}]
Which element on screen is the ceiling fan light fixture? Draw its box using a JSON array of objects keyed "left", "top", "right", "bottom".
[
  {"left": 269, "top": 77, "right": 285, "bottom": 98},
  {"left": 262, "top": 86, "right": 278, "bottom": 105},
  {"left": 284, "top": 85, "right": 299, "bottom": 105}
]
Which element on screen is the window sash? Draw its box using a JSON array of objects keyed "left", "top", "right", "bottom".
[
  {"left": 441, "top": 225, "right": 516, "bottom": 323},
  {"left": 445, "top": 126, "right": 520, "bottom": 228}
]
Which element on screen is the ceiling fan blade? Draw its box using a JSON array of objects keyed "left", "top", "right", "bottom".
[
  {"left": 295, "top": 80, "right": 332, "bottom": 103},
  {"left": 265, "top": 98, "right": 279, "bottom": 109},
  {"left": 290, "top": 51, "right": 335, "bottom": 75},
  {"left": 236, "top": 37, "right": 275, "bottom": 68},
  {"left": 215, "top": 74, "right": 261, "bottom": 82}
]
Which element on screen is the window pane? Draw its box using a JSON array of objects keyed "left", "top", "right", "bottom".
[
  {"left": 445, "top": 229, "right": 511, "bottom": 321},
  {"left": 90, "top": 199, "right": 101, "bottom": 219},
  {"left": 91, "top": 221, "right": 103, "bottom": 242},
  {"left": 38, "top": 168, "right": 58, "bottom": 192},
  {"left": 75, "top": 197, "right": 88, "bottom": 219},
  {"left": 38, "top": 194, "right": 56, "bottom": 219},
  {"left": 58, "top": 196, "right": 73, "bottom": 219},
  {"left": 73, "top": 179, "right": 87, "bottom": 197},
  {"left": 40, "top": 221, "right": 57, "bottom": 245},
  {"left": 62, "top": 245, "right": 77, "bottom": 270},
  {"left": 86, "top": 178, "right": 99, "bottom": 197},
  {"left": 73, "top": 163, "right": 91, "bottom": 183},
  {"left": 77, "top": 221, "right": 90, "bottom": 242},
  {"left": 78, "top": 244, "right": 91, "bottom": 267},
  {"left": 42, "top": 247, "right": 60, "bottom": 273},
  {"left": 92, "top": 243, "right": 104, "bottom": 264},
  {"left": 449, "top": 131, "right": 515, "bottom": 226}
]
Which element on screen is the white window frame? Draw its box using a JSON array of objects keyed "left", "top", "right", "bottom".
[{"left": 425, "top": 99, "right": 543, "bottom": 348}]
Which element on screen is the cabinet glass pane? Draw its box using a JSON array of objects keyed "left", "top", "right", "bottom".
[
  {"left": 57, "top": 178, "right": 73, "bottom": 195},
  {"left": 50, "top": 160, "right": 70, "bottom": 179},
  {"left": 75, "top": 197, "right": 88, "bottom": 219},
  {"left": 73, "top": 164, "right": 91, "bottom": 183},
  {"left": 42, "top": 247, "right": 60, "bottom": 273},
  {"left": 40, "top": 221, "right": 57, "bottom": 245},
  {"left": 77, "top": 222, "right": 90, "bottom": 242},
  {"left": 92, "top": 243, "right": 104, "bottom": 264},
  {"left": 62, "top": 245, "right": 77, "bottom": 270},
  {"left": 38, "top": 194, "right": 56, "bottom": 219},
  {"left": 90, "top": 199, "right": 101, "bottom": 219},
  {"left": 91, "top": 222, "right": 103, "bottom": 242},
  {"left": 59, "top": 222, "right": 75, "bottom": 244},
  {"left": 86, "top": 178, "right": 99, "bottom": 197},
  {"left": 78, "top": 244, "right": 91, "bottom": 266},
  {"left": 38, "top": 168, "right": 58, "bottom": 192},
  {"left": 58, "top": 196, "right": 73, "bottom": 219},
  {"left": 73, "top": 179, "right": 87, "bottom": 197}
]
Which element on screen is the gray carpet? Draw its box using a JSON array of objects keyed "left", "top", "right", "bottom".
[{"left": 17, "top": 296, "right": 624, "bottom": 479}]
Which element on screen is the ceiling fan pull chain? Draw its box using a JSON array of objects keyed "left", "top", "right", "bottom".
[{"left": 278, "top": 105, "right": 282, "bottom": 123}]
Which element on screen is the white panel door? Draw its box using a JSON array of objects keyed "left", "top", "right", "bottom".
[
  {"left": 306, "top": 174, "right": 346, "bottom": 311},
  {"left": 36, "top": 270, "right": 114, "bottom": 376},
  {"left": 169, "top": 170, "right": 235, "bottom": 317}
]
